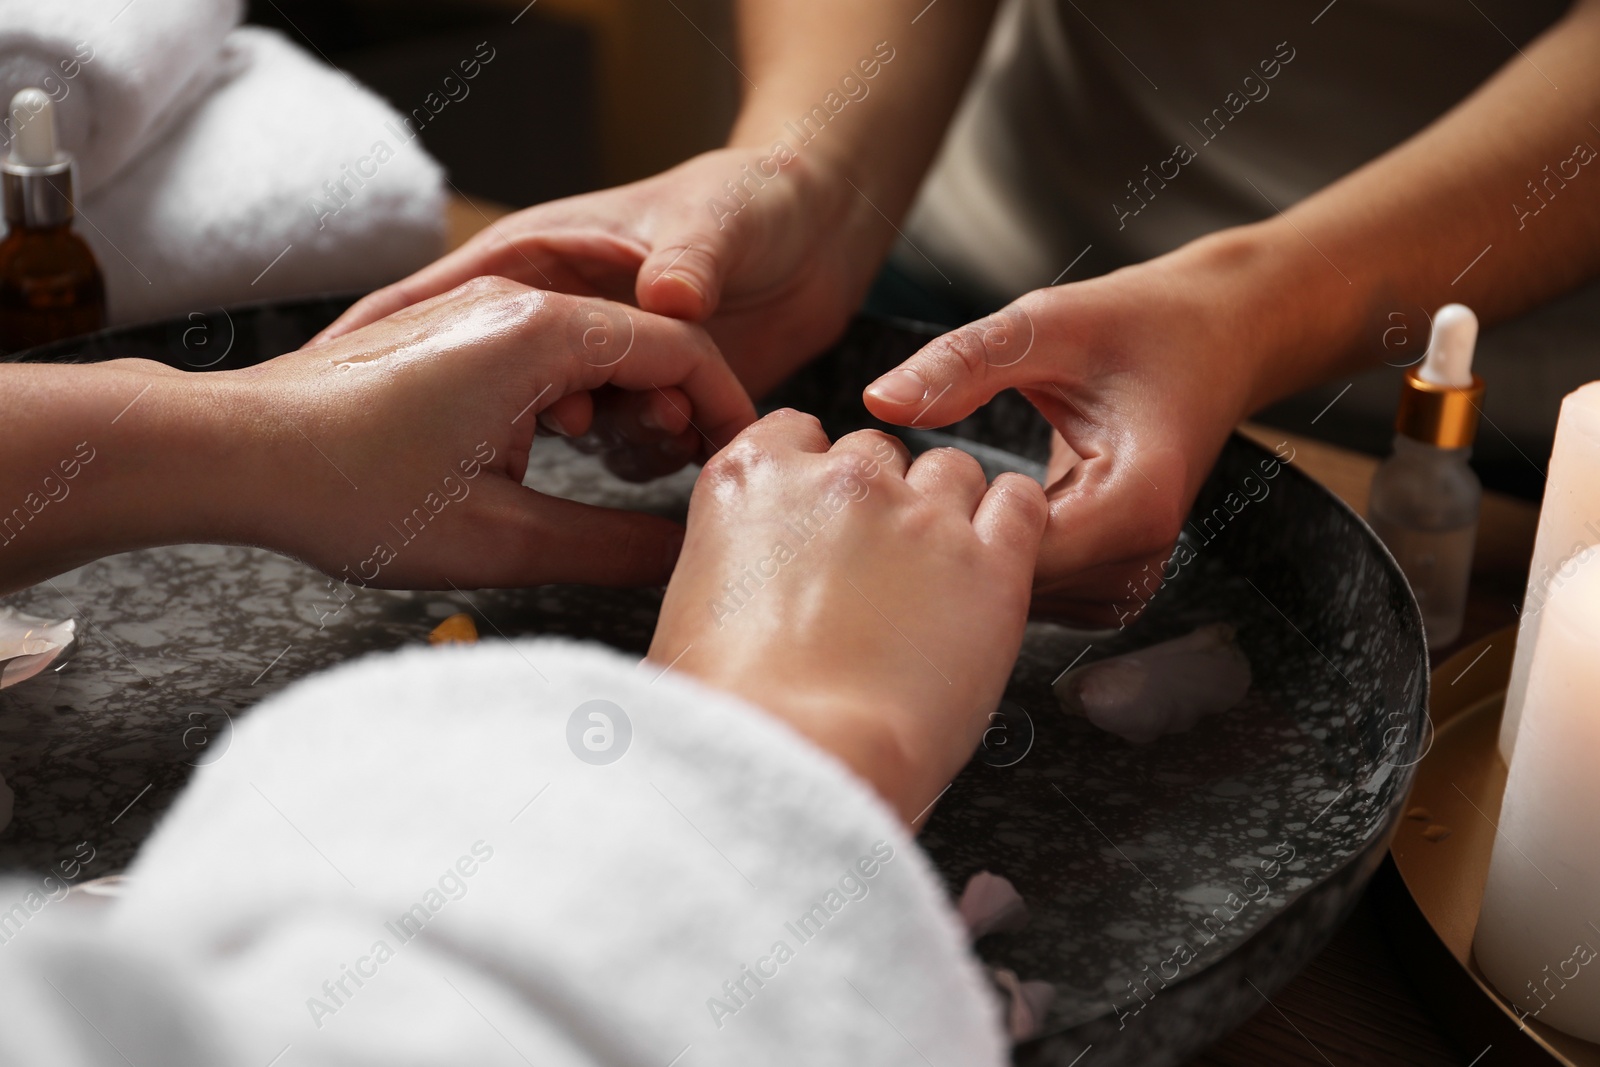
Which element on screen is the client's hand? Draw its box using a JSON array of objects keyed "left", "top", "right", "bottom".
[
  {"left": 0, "top": 278, "right": 755, "bottom": 594},
  {"left": 648, "top": 410, "right": 1048, "bottom": 825},
  {"left": 235, "top": 277, "right": 754, "bottom": 589}
]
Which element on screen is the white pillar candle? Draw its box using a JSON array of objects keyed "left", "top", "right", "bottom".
[
  {"left": 1501, "top": 381, "right": 1600, "bottom": 762},
  {"left": 1475, "top": 543, "right": 1600, "bottom": 1041}
]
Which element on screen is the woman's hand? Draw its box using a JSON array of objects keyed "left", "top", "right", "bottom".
[
  {"left": 648, "top": 410, "right": 1047, "bottom": 824},
  {"left": 315, "top": 148, "right": 881, "bottom": 400},
  {"left": 314, "top": 148, "right": 890, "bottom": 486},
  {"left": 0, "top": 277, "right": 756, "bottom": 595},
  {"left": 862, "top": 232, "right": 1287, "bottom": 626},
  {"left": 219, "top": 277, "right": 755, "bottom": 589}
]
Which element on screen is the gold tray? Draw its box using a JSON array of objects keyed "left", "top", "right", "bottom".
[{"left": 1379, "top": 627, "right": 1600, "bottom": 1065}]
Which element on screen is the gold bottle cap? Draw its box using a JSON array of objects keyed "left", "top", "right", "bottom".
[{"left": 1395, "top": 365, "right": 1483, "bottom": 448}]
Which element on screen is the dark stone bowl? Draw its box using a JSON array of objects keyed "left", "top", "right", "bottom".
[{"left": 6, "top": 301, "right": 1429, "bottom": 1066}]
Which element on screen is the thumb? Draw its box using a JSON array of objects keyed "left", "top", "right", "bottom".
[
  {"left": 634, "top": 214, "right": 737, "bottom": 322},
  {"left": 863, "top": 303, "right": 1041, "bottom": 428}
]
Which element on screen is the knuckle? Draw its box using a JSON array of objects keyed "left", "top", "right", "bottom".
[
  {"left": 648, "top": 240, "right": 722, "bottom": 302},
  {"left": 835, "top": 428, "right": 903, "bottom": 459},
  {"left": 700, "top": 435, "right": 765, "bottom": 490},
  {"left": 766, "top": 407, "right": 822, "bottom": 432},
  {"left": 666, "top": 242, "right": 717, "bottom": 274},
  {"left": 990, "top": 479, "right": 1050, "bottom": 548},
  {"left": 976, "top": 305, "right": 1036, "bottom": 368},
  {"left": 817, "top": 451, "right": 874, "bottom": 492},
  {"left": 455, "top": 274, "right": 523, "bottom": 300},
  {"left": 996, "top": 472, "right": 1049, "bottom": 522},
  {"left": 925, "top": 446, "right": 983, "bottom": 479},
  {"left": 449, "top": 277, "right": 546, "bottom": 333},
  {"left": 931, "top": 325, "right": 991, "bottom": 380},
  {"left": 566, "top": 297, "right": 635, "bottom": 366},
  {"left": 348, "top": 290, "right": 388, "bottom": 316},
  {"left": 929, "top": 304, "right": 1037, "bottom": 379}
]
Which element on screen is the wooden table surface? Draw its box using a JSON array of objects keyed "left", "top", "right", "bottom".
[{"left": 443, "top": 197, "right": 1541, "bottom": 1066}]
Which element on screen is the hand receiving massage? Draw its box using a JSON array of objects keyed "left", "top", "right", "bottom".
[
  {"left": 0, "top": 276, "right": 754, "bottom": 596},
  {"left": 651, "top": 410, "right": 1046, "bottom": 823}
]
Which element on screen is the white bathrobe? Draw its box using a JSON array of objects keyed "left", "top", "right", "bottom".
[{"left": 0, "top": 640, "right": 1006, "bottom": 1066}]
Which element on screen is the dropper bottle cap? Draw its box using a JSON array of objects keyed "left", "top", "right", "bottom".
[
  {"left": 2, "top": 88, "right": 77, "bottom": 229},
  {"left": 1395, "top": 303, "right": 1485, "bottom": 448}
]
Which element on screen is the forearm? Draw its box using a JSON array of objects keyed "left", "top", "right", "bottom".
[
  {"left": 727, "top": 0, "right": 999, "bottom": 217},
  {"left": 1223, "top": 0, "right": 1600, "bottom": 409},
  {"left": 0, "top": 360, "right": 256, "bottom": 593}
]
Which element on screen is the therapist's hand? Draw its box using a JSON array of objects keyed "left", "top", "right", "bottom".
[
  {"left": 862, "top": 235, "right": 1272, "bottom": 626},
  {"left": 316, "top": 148, "right": 880, "bottom": 401},
  {"left": 648, "top": 410, "right": 1047, "bottom": 825},
  {"left": 227, "top": 277, "right": 755, "bottom": 589}
]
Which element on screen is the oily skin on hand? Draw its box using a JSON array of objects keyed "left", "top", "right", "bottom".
[
  {"left": 0, "top": 278, "right": 756, "bottom": 595},
  {"left": 650, "top": 410, "right": 1048, "bottom": 825}
]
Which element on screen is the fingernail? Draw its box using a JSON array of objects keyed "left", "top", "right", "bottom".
[
  {"left": 656, "top": 270, "right": 704, "bottom": 301},
  {"left": 866, "top": 369, "right": 929, "bottom": 406},
  {"left": 541, "top": 411, "right": 573, "bottom": 436},
  {"left": 638, "top": 404, "right": 666, "bottom": 432}
]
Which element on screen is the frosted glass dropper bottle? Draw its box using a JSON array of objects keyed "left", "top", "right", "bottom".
[{"left": 1368, "top": 304, "right": 1484, "bottom": 650}]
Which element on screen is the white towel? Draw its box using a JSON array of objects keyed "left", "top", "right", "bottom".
[
  {"left": 0, "top": 640, "right": 1007, "bottom": 1065},
  {"left": 77, "top": 26, "right": 446, "bottom": 327},
  {"left": 0, "top": 0, "right": 242, "bottom": 194}
]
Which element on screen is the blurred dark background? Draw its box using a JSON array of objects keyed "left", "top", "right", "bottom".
[{"left": 247, "top": 0, "right": 739, "bottom": 207}]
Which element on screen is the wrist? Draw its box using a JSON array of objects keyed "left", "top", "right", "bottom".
[
  {"left": 0, "top": 361, "right": 245, "bottom": 587},
  {"left": 727, "top": 96, "right": 864, "bottom": 190},
  {"left": 671, "top": 655, "right": 927, "bottom": 823},
  {"left": 102, "top": 361, "right": 266, "bottom": 548},
  {"left": 91, "top": 360, "right": 304, "bottom": 556},
  {"left": 1165, "top": 220, "right": 1377, "bottom": 415},
  {"left": 723, "top": 105, "right": 904, "bottom": 260},
  {"left": 190, "top": 363, "right": 327, "bottom": 559},
  {"left": 770, "top": 690, "right": 926, "bottom": 825}
]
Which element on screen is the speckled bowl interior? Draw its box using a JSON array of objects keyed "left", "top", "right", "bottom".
[{"left": 4, "top": 302, "right": 1429, "bottom": 1066}]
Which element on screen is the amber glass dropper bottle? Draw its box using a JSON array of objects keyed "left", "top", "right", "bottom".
[{"left": 0, "top": 87, "right": 106, "bottom": 355}]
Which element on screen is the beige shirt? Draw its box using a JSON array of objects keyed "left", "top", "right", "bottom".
[{"left": 906, "top": 0, "right": 1572, "bottom": 300}]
